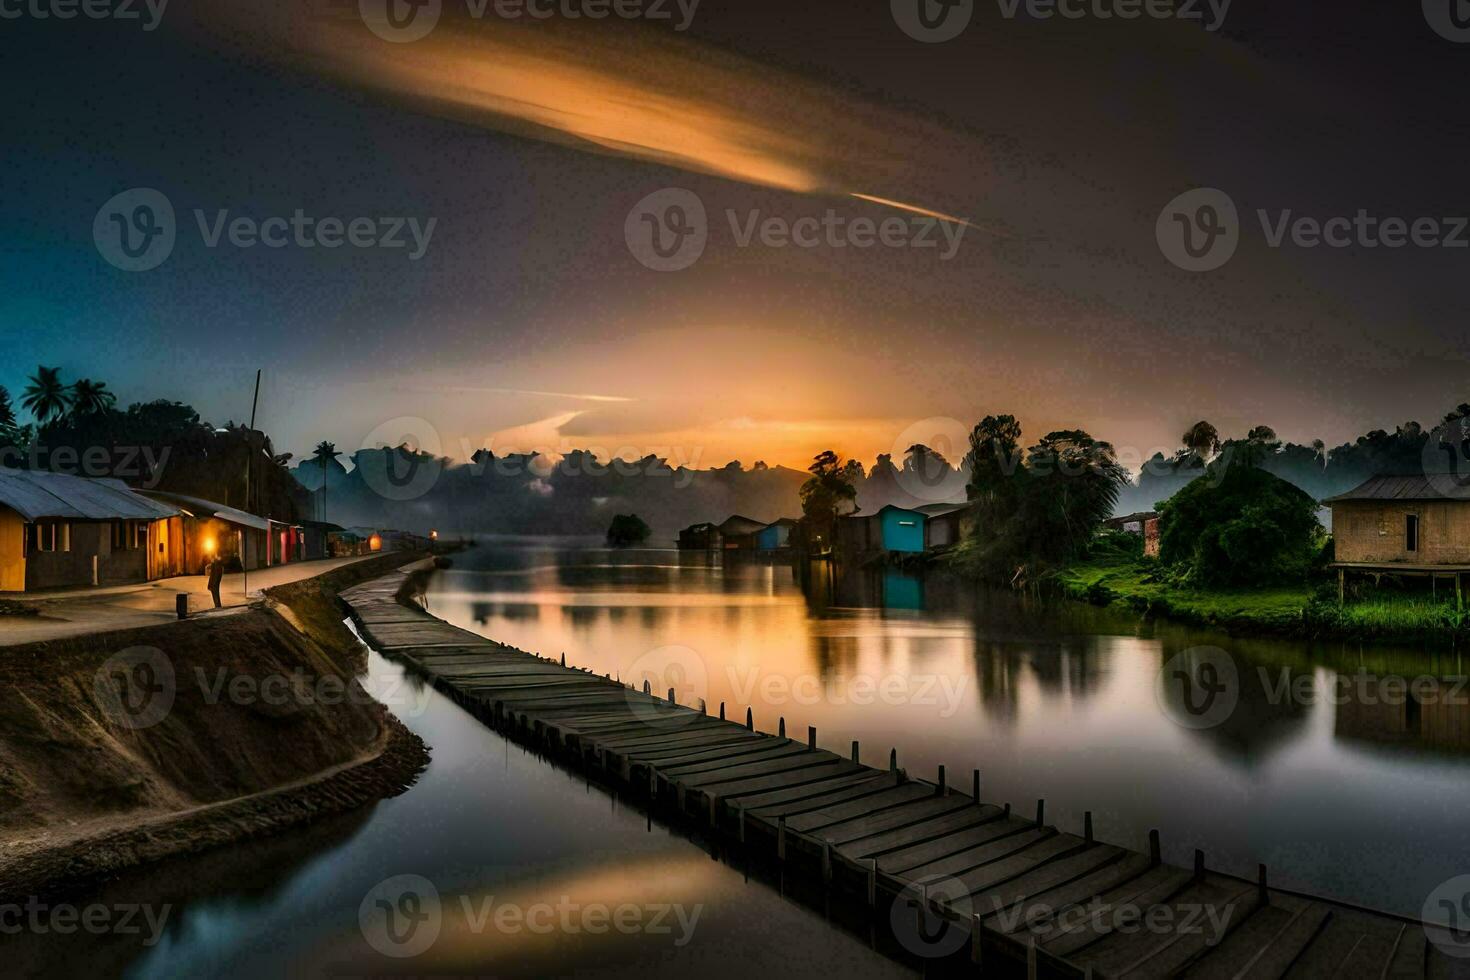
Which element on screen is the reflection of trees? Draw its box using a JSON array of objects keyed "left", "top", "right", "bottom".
[{"left": 1159, "top": 644, "right": 1311, "bottom": 767}]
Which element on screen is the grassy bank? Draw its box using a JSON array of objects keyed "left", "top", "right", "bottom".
[{"left": 1055, "top": 557, "right": 1470, "bottom": 642}]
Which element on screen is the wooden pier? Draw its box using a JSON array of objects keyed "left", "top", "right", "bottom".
[{"left": 343, "top": 566, "right": 1467, "bottom": 978}]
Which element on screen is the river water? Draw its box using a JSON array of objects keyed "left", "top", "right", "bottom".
[
  {"left": 17, "top": 539, "right": 1470, "bottom": 976},
  {"left": 421, "top": 541, "right": 1470, "bottom": 922}
]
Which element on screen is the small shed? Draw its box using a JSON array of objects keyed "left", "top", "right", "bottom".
[{"left": 836, "top": 505, "right": 927, "bottom": 554}]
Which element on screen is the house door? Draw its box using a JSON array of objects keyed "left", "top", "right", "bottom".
[{"left": 1406, "top": 514, "right": 1419, "bottom": 554}]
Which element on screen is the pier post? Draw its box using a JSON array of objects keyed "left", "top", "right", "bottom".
[
  {"left": 1084, "top": 811, "right": 1093, "bottom": 844},
  {"left": 1194, "top": 849, "right": 1205, "bottom": 880},
  {"left": 808, "top": 726, "right": 816, "bottom": 751},
  {"left": 720, "top": 702, "right": 726, "bottom": 720},
  {"left": 643, "top": 680, "right": 651, "bottom": 695},
  {"left": 1258, "top": 864, "right": 1268, "bottom": 904},
  {"left": 973, "top": 769, "right": 980, "bottom": 802},
  {"left": 746, "top": 707, "right": 754, "bottom": 731},
  {"left": 738, "top": 802, "right": 747, "bottom": 844},
  {"left": 1027, "top": 936, "right": 1038, "bottom": 980},
  {"left": 779, "top": 717, "right": 786, "bottom": 738},
  {"left": 1035, "top": 799, "right": 1045, "bottom": 827},
  {"left": 560, "top": 652, "right": 566, "bottom": 667},
  {"left": 851, "top": 740, "right": 860, "bottom": 764},
  {"left": 937, "top": 765, "right": 946, "bottom": 796},
  {"left": 778, "top": 816, "right": 787, "bottom": 861},
  {"left": 970, "top": 916, "right": 983, "bottom": 966},
  {"left": 1148, "top": 829, "right": 1161, "bottom": 865},
  {"left": 708, "top": 794, "right": 718, "bottom": 827},
  {"left": 822, "top": 842, "right": 832, "bottom": 885},
  {"left": 867, "top": 859, "right": 877, "bottom": 909},
  {"left": 889, "top": 748, "right": 897, "bottom": 772},
  {"left": 668, "top": 687, "right": 676, "bottom": 705}
]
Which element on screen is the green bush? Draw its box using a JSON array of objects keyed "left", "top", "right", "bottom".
[{"left": 1158, "top": 464, "right": 1321, "bottom": 587}]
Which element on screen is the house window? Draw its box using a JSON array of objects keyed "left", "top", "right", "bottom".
[
  {"left": 29, "top": 521, "right": 70, "bottom": 553},
  {"left": 137, "top": 522, "right": 150, "bottom": 550},
  {"left": 111, "top": 520, "right": 136, "bottom": 551},
  {"left": 1406, "top": 514, "right": 1419, "bottom": 553}
]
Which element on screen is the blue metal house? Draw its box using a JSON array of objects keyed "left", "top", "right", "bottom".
[
  {"left": 877, "top": 505, "right": 926, "bottom": 553},
  {"left": 756, "top": 518, "right": 797, "bottom": 551}
]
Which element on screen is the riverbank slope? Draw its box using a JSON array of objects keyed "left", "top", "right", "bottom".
[{"left": 0, "top": 554, "right": 432, "bottom": 898}]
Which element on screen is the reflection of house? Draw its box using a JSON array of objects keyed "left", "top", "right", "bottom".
[
  {"left": 918, "top": 502, "right": 972, "bottom": 550},
  {"left": 0, "top": 469, "right": 181, "bottom": 591},
  {"left": 1325, "top": 474, "right": 1470, "bottom": 600},
  {"left": 836, "top": 505, "right": 927, "bottom": 554},
  {"left": 756, "top": 518, "right": 798, "bottom": 552},
  {"left": 677, "top": 522, "right": 719, "bottom": 550},
  {"left": 138, "top": 490, "right": 280, "bottom": 573},
  {"left": 717, "top": 515, "right": 767, "bottom": 551}
]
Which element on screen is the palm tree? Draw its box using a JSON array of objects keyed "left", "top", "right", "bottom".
[
  {"left": 70, "top": 378, "right": 117, "bottom": 417},
  {"left": 21, "top": 366, "right": 71, "bottom": 424},
  {"left": 312, "top": 441, "right": 342, "bottom": 522},
  {"left": 0, "top": 386, "right": 15, "bottom": 431}
]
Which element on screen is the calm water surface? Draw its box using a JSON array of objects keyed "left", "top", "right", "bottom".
[
  {"left": 15, "top": 638, "right": 912, "bottom": 978},
  {"left": 423, "top": 539, "right": 1470, "bottom": 920}
]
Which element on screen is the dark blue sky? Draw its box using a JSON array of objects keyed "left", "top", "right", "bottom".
[{"left": 6, "top": 0, "right": 1470, "bottom": 470}]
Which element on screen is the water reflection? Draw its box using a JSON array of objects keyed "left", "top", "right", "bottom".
[{"left": 427, "top": 540, "right": 1470, "bottom": 919}]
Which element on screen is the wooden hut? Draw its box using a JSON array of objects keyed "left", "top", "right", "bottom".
[{"left": 1324, "top": 473, "right": 1470, "bottom": 602}]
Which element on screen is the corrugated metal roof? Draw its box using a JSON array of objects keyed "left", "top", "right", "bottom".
[
  {"left": 0, "top": 468, "right": 179, "bottom": 521},
  {"left": 719, "top": 515, "right": 767, "bottom": 535},
  {"left": 1324, "top": 473, "right": 1470, "bottom": 503},
  {"left": 917, "top": 502, "right": 971, "bottom": 517},
  {"left": 136, "top": 490, "right": 271, "bottom": 531}
]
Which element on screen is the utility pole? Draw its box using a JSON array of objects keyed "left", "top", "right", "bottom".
[{"left": 244, "top": 369, "right": 261, "bottom": 603}]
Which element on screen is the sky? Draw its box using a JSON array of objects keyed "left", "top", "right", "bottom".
[{"left": 5, "top": 0, "right": 1470, "bottom": 473}]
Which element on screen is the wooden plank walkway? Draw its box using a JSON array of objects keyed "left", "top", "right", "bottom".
[{"left": 343, "top": 566, "right": 1470, "bottom": 979}]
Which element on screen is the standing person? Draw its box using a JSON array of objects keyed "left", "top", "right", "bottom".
[{"left": 207, "top": 554, "right": 224, "bottom": 609}]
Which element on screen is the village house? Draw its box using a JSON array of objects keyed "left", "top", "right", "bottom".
[
  {"left": 715, "top": 515, "right": 767, "bottom": 551},
  {"left": 1324, "top": 474, "right": 1470, "bottom": 602},
  {"left": 756, "top": 518, "right": 798, "bottom": 552},
  {"left": 0, "top": 469, "right": 182, "bottom": 592},
  {"left": 677, "top": 522, "right": 719, "bottom": 550},
  {"left": 138, "top": 489, "right": 299, "bottom": 573},
  {"left": 836, "top": 505, "right": 928, "bottom": 555},
  {"left": 918, "top": 502, "right": 973, "bottom": 550}
]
